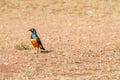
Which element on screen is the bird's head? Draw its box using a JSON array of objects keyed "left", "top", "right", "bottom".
[{"left": 29, "top": 28, "right": 36, "bottom": 33}]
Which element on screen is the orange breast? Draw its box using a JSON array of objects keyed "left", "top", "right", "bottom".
[{"left": 30, "top": 39, "right": 41, "bottom": 48}]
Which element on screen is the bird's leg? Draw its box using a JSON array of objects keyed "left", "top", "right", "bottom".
[
  {"left": 34, "top": 48, "right": 37, "bottom": 54},
  {"left": 37, "top": 48, "right": 39, "bottom": 54}
]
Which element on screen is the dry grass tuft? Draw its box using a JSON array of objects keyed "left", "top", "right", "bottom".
[{"left": 15, "top": 42, "right": 30, "bottom": 50}]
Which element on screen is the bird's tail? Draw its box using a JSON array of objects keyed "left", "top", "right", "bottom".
[{"left": 41, "top": 47, "right": 45, "bottom": 50}]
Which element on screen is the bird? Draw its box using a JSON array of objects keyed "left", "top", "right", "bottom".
[{"left": 29, "top": 28, "right": 45, "bottom": 53}]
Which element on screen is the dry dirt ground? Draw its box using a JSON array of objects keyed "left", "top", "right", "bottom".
[{"left": 0, "top": 0, "right": 120, "bottom": 80}]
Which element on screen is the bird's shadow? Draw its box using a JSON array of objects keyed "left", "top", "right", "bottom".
[{"left": 40, "top": 50, "right": 54, "bottom": 53}]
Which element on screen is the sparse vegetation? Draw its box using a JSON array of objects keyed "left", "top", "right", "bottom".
[{"left": 15, "top": 42, "right": 30, "bottom": 50}]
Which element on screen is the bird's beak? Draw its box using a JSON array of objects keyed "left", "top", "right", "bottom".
[{"left": 29, "top": 29, "right": 32, "bottom": 31}]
